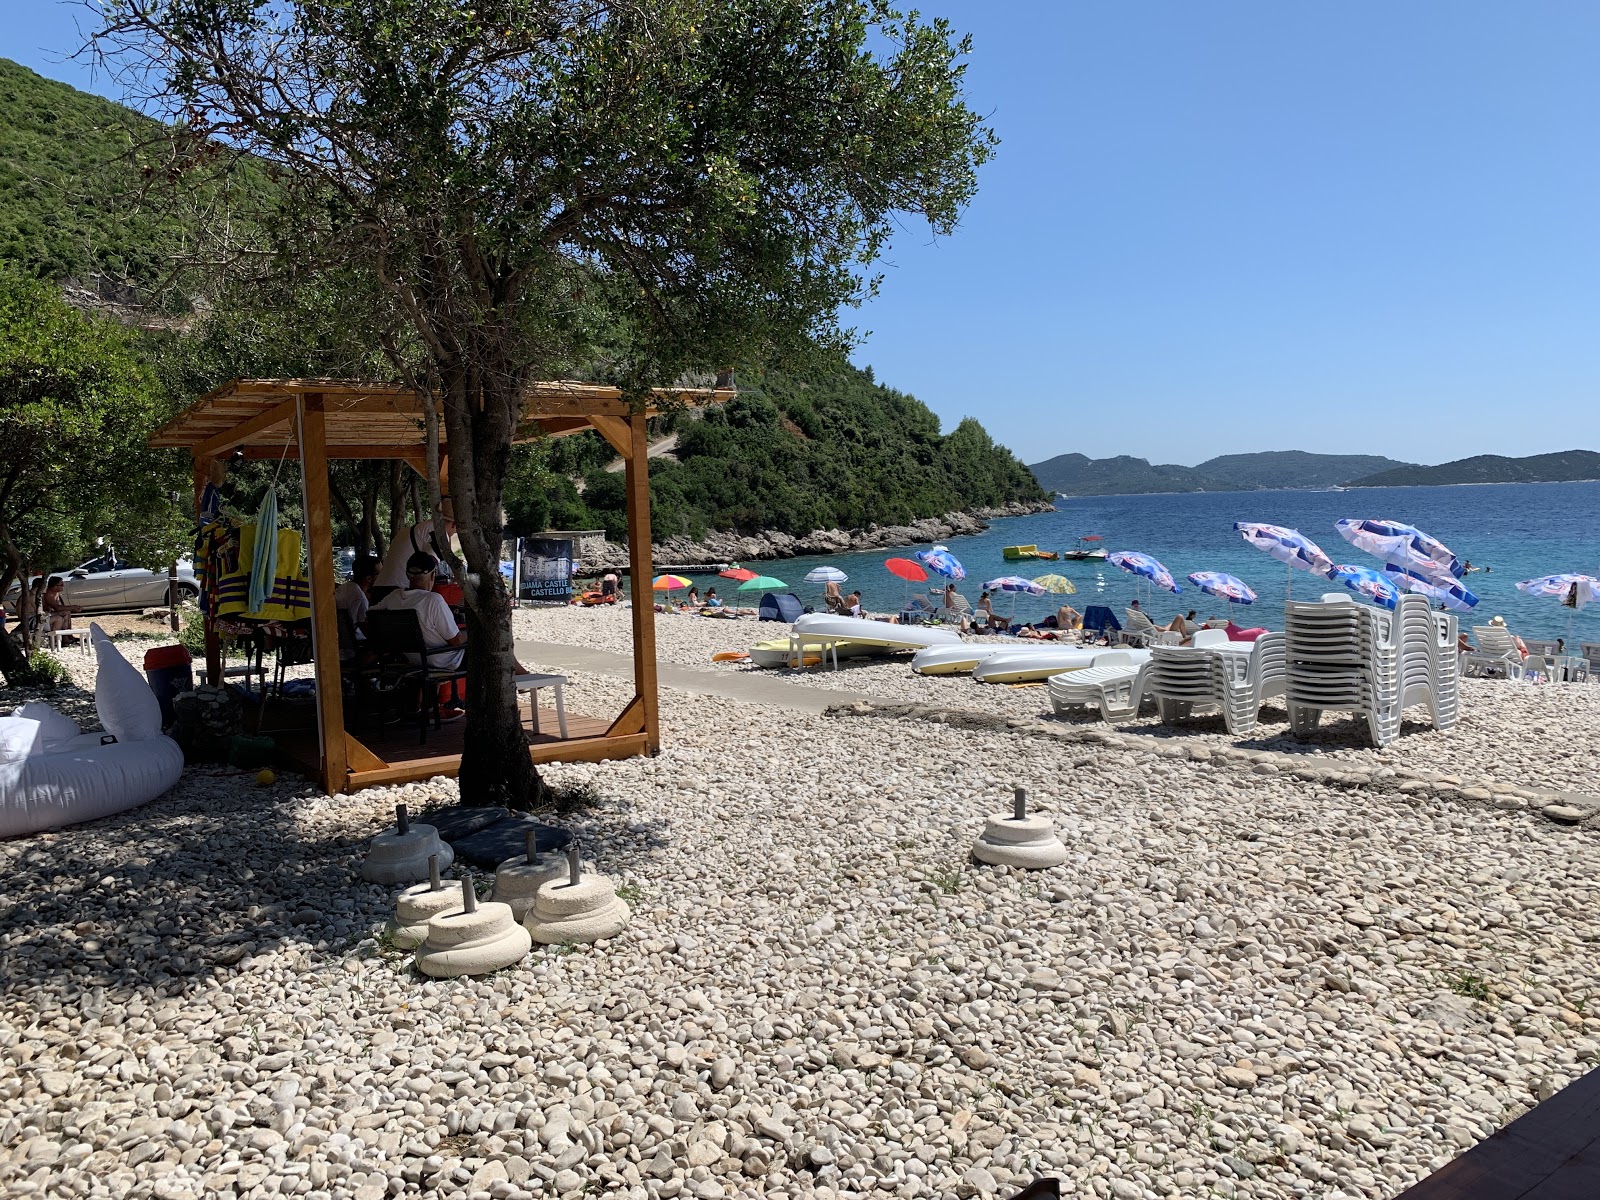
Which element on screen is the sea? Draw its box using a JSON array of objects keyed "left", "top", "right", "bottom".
[{"left": 653, "top": 481, "right": 1600, "bottom": 643}]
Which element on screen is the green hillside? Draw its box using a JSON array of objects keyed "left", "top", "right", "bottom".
[
  {"left": 1347, "top": 450, "right": 1600, "bottom": 487},
  {"left": 1196, "top": 451, "right": 1413, "bottom": 489},
  {"left": 1031, "top": 449, "right": 1416, "bottom": 496},
  {"left": 508, "top": 364, "right": 1049, "bottom": 543}
]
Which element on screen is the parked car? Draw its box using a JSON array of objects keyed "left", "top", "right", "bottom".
[{"left": 4, "top": 551, "right": 199, "bottom": 616}]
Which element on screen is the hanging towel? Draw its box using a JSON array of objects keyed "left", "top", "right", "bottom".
[
  {"left": 248, "top": 491, "right": 278, "bottom": 614},
  {"left": 217, "top": 525, "right": 309, "bottom": 620}
]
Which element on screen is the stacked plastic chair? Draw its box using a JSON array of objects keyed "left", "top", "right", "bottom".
[
  {"left": 1284, "top": 594, "right": 1456, "bottom": 746},
  {"left": 1140, "top": 631, "right": 1287, "bottom": 736}
]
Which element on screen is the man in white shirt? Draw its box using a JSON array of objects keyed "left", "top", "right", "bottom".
[
  {"left": 375, "top": 501, "right": 455, "bottom": 591},
  {"left": 373, "top": 551, "right": 467, "bottom": 718}
]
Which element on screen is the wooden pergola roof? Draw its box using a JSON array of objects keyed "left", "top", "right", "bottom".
[{"left": 148, "top": 377, "right": 735, "bottom": 459}]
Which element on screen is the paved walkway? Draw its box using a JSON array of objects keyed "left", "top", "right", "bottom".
[{"left": 514, "top": 640, "right": 882, "bottom": 713}]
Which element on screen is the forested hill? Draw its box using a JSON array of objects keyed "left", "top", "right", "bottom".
[
  {"left": 506, "top": 364, "right": 1050, "bottom": 544},
  {"left": 1346, "top": 450, "right": 1600, "bottom": 488},
  {"left": 1029, "top": 450, "right": 1414, "bottom": 496}
]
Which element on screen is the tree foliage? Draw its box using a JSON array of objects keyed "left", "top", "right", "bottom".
[{"left": 95, "top": 0, "right": 996, "bottom": 804}]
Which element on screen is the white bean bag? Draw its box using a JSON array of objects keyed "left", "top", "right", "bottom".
[{"left": 0, "top": 624, "right": 185, "bottom": 838}]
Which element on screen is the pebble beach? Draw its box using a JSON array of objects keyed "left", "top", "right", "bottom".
[{"left": 3, "top": 603, "right": 1599, "bottom": 1200}]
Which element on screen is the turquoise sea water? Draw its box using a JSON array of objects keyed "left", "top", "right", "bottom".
[{"left": 656, "top": 482, "right": 1600, "bottom": 642}]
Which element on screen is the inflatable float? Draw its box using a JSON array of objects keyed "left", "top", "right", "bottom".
[
  {"left": 972, "top": 646, "right": 1151, "bottom": 685},
  {"left": 791, "top": 613, "right": 962, "bottom": 651},
  {"left": 0, "top": 625, "right": 185, "bottom": 839}
]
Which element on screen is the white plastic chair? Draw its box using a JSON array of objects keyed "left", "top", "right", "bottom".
[
  {"left": 1140, "top": 632, "right": 1287, "bottom": 736},
  {"left": 1462, "top": 626, "right": 1525, "bottom": 680}
]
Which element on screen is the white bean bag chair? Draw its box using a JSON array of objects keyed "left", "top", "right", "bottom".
[{"left": 0, "top": 624, "right": 185, "bottom": 838}]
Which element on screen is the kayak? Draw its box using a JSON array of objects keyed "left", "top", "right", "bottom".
[
  {"left": 791, "top": 613, "right": 962, "bottom": 650},
  {"left": 972, "top": 646, "right": 1151, "bottom": 684}
]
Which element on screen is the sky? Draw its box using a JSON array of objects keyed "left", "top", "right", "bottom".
[{"left": 8, "top": 2, "right": 1600, "bottom": 467}]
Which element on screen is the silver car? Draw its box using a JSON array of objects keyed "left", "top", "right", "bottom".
[{"left": 5, "top": 551, "right": 199, "bottom": 615}]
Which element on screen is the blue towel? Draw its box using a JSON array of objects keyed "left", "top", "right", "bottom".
[{"left": 248, "top": 492, "right": 278, "bottom": 614}]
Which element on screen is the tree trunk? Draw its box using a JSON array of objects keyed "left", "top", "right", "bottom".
[
  {"left": 438, "top": 359, "right": 540, "bottom": 810},
  {"left": 361, "top": 468, "right": 384, "bottom": 560},
  {"left": 0, "top": 547, "right": 25, "bottom": 683},
  {"left": 387, "top": 461, "right": 407, "bottom": 544}
]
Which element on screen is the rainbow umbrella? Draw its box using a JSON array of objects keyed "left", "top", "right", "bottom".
[
  {"left": 1032, "top": 574, "right": 1078, "bottom": 595},
  {"left": 1327, "top": 564, "right": 1399, "bottom": 609},
  {"left": 1383, "top": 564, "right": 1479, "bottom": 612},
  {"left": 1336, "top": 518, "right": 1462, "bottom": 584},
  {"left": 652, "top": 574, "right": 692, "bottom": 591},
  {"left": 1187, "top": 571, "right": 1257, "bottom": 605},
  {"left": 914, "top": 545, "right": 966, "bottom": 582},
  {"left": 1109, "top": 551, "right": 1181, "bottom": 594}
]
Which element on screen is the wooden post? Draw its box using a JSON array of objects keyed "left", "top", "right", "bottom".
[
  {"left": 192, "top": 456, "right": 222, "bottom": 685},
  {"left": 296, "top": 394, "right": 350, "bottom": 793},
  {"left": 624, "top": 412, "right": 660, "bottom": 749}
]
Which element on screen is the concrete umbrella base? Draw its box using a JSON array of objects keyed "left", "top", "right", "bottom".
[
  {"left": 524, "top": 875, "right": 631, "bottom": 945},
  {"left": 415, "top": 896, "right": 532, "bottom": 978},
  {"left": 386, "top": 878, "right": 461, "bottom": 949},
  {"left": 492, "top": 853, "right": 573, "bottom": 922},
  {"left": 972, "top": 813, "right": 1068, "bottom": 869}
]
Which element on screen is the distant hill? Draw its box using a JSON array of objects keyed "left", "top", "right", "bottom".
[
  {"left": 1030, "top": 450, "right": 1416, "bottom": 497},
  {"left": 1346, "top": 450, "right": 1600, "bottom": 488}
]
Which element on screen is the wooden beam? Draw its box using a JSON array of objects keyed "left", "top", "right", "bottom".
[
  {"left": 587, "top": 414, "right": 632, "bottom": 459},
  {"left": 195, "top": 397, "right": 298, "bottom": 459},
  {"left": 343, "top": 733, "right": 387, "bottom": 773},
  {"left": 344, "top": 733, "right": 651, "bottom": 790},
  {"left": 192, "top": 456, "right": 222, "bottom": 685},
  {"left": 606, "top": 695, "right": 646, "bottom": 736},
  {"left": 624, "top": 412, "right": 660, "bottom": 750},
  {"left": 296, "top": 393, "right": 350, "bottom": 793}
]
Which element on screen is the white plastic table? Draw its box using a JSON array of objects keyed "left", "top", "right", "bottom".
[
  {"left": 515, "top": 673, "right": 568, "bottom": 737},
  {"left": 788, "top": 633, "right": 846, "bottom": 671},
  {"left": 44, "top": 629, "right": 89, "bottom": 656}
]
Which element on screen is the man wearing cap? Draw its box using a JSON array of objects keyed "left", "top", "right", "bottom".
[{"left": 373, "top": 551, "right": 467, "bottom": 717}]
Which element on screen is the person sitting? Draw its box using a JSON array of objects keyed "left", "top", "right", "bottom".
[
  {"left": 704, "top": 588, "right": 723, "bottom": 608},
  {"left": 824, "top": 578, "right": 843, "bottom": 607},
  {"left": 1457, "top": 630, "right": 1474, "bottom": 655},
  {"left": 373, "top": 551, "right": 467, "bottom": 719},
  {"left": 1056, "top": 603, "right": 1082, "bottom": 631},
  {"left": 973, "top": 591, "right": 997, "bottom": 631},
  {"left": 844, "top": 590, "right": 865, "bottom": 618},
  {"left": 600, "top": 571, "right": 619, "bottom": 599},
  {"left": 686, "top": 585, "right": 701, "bottom": 607},
  {"left": 335, "top": 554, "right": 380, "bottom": 661},
  {"left": 825, "top": 593, "right": 849, "bottom": 615},
  {"left": 41, "top": 576, "right": 76, "bottom": 635}
]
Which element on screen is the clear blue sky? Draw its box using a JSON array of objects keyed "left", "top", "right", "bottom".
[{"left": 9, "top": 2, "right": 1600, "bottom": 466}]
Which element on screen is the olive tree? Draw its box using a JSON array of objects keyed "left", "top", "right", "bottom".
[{"left": 94, "top": 0, "right": 995, "bottom": 805}]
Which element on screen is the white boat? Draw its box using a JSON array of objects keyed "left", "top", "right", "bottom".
[
  {"left": 972, "top": 646, "right": 1151, "bottom": 685},
  {"left": 791, "top": 613, "right": 962, "bottom": 651},
  {"left": 912, "top": 642, "right": 1071, "bottom": 675}
]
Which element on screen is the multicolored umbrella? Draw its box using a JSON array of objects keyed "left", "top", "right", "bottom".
[
  {"left": 1383, "top": 563, "right": 1479, "bottom": 612},
  {"left": 1031, "top": 574, "right": 1078, "bottom": 594},
  {"left": 1515, "top": 573, "right": 1600, "bottom": 610},
  {"left": 719, "top": 567, "right": 759, "bottom": 582},
  {"left": 1327, "top": 564, "right": 1399, "bottom": 609},
  {"left": 804, "top": 566, "right": 848, "bottom": 584},
  {"left": 884, "top": 557, "right": 929, "bottom": 583},
  {"left": 1187, "top": 571, "right": 1257, "bottom": 605},
  {"left": 914, "top": 545, "right": 966, "bottom": 582},
  {"left": 982, "top": 575, "right": 1046, "bottom": 595},
  {"left": 736, "top": 574, "right": 788, "bottom": 591},
  {"left": 1109, "top": 550, "right": 1181, "bottom": 594},
  {"left": 1233, "top": 522, "right": 1335, "bottom": 576},
  {"left": 1336, "top": 518, "right": 1462, "bottom": 583},
  {"left": 652, "top": 574, "right": 692, "bottom": 591}
]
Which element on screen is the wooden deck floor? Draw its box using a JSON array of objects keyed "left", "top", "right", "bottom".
[{"left": 1393, "top": 1067, "right": 1600, "bottom": 1200}]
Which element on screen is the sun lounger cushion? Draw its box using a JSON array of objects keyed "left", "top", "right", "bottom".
[{"left": 1226, "top": 623, "right": 1267, "bottom": 642}]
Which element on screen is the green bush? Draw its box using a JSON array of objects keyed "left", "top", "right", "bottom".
[{"left": 20, "top": 648, "right": 70, "bottom": 687}]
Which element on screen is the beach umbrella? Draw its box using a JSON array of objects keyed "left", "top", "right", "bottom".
[
  {"left": 1031, "top": 574, "right": 1078, "bottom": 594},
  {"left": 1327, "top": 564, "right": 1399, "bottom": 609},
  {"left": 736, "top": 574, "right": 788, "bottom": 591},
  {"left": 1109, "top": 550, "right": 1181, "bottom": 594},
  {"left": 983, "top": 575, "right": 1047, "bottom": 595},
  {"left": 719, "top": 567, "right": 759, "bottom": 581},
  {"left": 652, "top": 574, "right": 692, "bottom": 591},
  {"left": 1383, "top": 564, "right": 1479, "bottom": 612},
  {"left": 1187, "top": 571, "right": 1257, "bottom": 606},
  {"left": 1515, "top": 573, "right": 1600, "bottom": 609},
  {"left": 1233, "top": 522, "right": 1334, "bottom": 598},
  {"left": 1336, "top": 518, "right": 1462, "bottom": 584},
  {"left": 884, "top": 557, "right": 928, "bottom": 582},
  {"left": 804, "top": 566, "right": 848, "bottom": 584},
  {"left": 914, "top": 545, "right": 966, "bottom": 582}
]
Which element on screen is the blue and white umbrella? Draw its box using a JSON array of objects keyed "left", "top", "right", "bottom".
[
  {"left": 982, "top": 575, "right": 1047, "bottom": 595},
  {"left": 915, "top": 545, "right": 966, "bottom": 582},
  {"left": 1382, "top": 563, "right": 1478, "bottom": 612},
  {"left": 1336, "top": 518, "right": 1462, "bottom": 584},
  {"left": 1515, "top": 573, "right": 1600, "bottom": 609},
  {"left": 804, "top": 566, "right": 848, "bottom": 584},
  {"left": 1187, "top": 571, "right": 1257, "bottom": 605},
  {"left": 1327, "top": 563, "right": 1399, "bottom": 609},
  {"left": 1109, "top": 551, "right": 1181, "bottom": 594},
  {"left": 1233, "top": 522, "right": 1335, "bottom": 598}
]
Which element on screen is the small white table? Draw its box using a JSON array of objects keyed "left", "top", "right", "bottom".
[
  {"left": 515, "top": 673, "right": 569, "bottom": 737},
  {"left": 788, "top": 633, "right": 846, "bottom": 671},
  {"left": 44, "top": 629, "right": 89, "bottom": 656}
]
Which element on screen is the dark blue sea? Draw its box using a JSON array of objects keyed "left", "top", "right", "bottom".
[{"left": 662, "top": 482, "right": 1600, "bottom": 642}]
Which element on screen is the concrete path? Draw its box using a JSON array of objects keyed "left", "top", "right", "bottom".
[{"left": 514, "top": 640, "right": 882, "bottom": 713}]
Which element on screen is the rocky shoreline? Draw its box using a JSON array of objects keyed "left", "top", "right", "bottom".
[{"left": 582, "top": 499, "right": 1055, "bottom": 568}]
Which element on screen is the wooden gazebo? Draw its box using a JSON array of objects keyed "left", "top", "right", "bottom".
[{"left": 149, "top": 378, "right": 732, "bottom": 793}]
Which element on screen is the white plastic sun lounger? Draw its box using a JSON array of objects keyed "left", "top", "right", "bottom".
[{"left": 1046, "top": 651, "right": 1145, "bottom": 721}]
